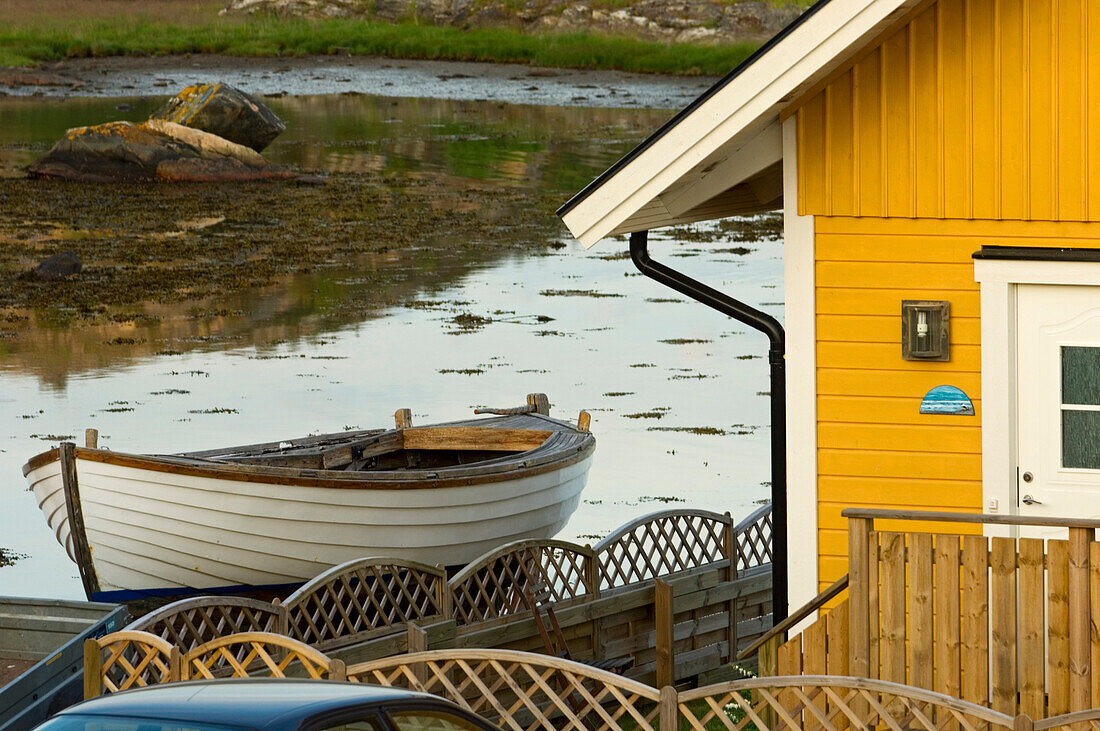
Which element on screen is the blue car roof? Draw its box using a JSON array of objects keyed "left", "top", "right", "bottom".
[{"left": 53, "top": 679, "right": 445, "bottom": 729}]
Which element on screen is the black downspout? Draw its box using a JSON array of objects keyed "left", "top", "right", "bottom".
[{"left": 630, "top": 230, "right": 788, "bottom": 624}]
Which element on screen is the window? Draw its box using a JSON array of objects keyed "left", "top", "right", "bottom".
[
  {"left": 1061, "top": 346, "right": 1100, "bottom": 469},
  {"left": 386, "top": 710, "right": 484, "bottom": 731}
]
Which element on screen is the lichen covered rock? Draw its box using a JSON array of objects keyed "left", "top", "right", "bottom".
[
  {"left": 28, "top": 120, "right": 301, "bottom": 183},
  {"left": 150, "top": 82, "right": 286, "bottom": 152}
]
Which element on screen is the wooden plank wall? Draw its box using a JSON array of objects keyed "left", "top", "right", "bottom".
[
  {"left": 334, "top": 563, "right": 773, "bottom": 688},
  {"left": 839, "top": 526, "right": 1100, "bottom": 717}
]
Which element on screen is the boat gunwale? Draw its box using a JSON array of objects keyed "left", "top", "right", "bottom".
[{"left": 22, "top": 436, "right": 595, "bottom": 490}]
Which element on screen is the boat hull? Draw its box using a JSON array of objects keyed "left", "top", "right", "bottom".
[{"left": 26, "top": 448, "right": 592, "bottom": 601}]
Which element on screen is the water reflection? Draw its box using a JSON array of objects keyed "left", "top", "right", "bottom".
[{"left": 0, "top": 92, "right": 783, "bottom": 600}]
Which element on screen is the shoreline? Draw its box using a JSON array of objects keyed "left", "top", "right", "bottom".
[{"left": 0, "top": 54, "right": 720, "bottom": 108}]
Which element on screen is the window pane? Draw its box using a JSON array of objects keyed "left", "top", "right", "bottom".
[
  {"left": 1062, "top": 346, "right": 1100, "bottom": 405},
  {"left": 389, "top": 710, "right": 483, "bottom": 731},
  {"left": 321, "top": 722, "right": 381, "bottom": 731},
  {"left": 1063, "top": 409, "right": 1100, "bottom": 469}
]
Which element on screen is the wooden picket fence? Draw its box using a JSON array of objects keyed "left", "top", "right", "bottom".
[
  {"left": 121, "top": 505, "right": 774, "bottom": 687},
  {"left": 84, "top": 635, "right": 1100, "bottom": 731},
  {"left": 766, "top": 509, "right": 1100, "bottom": 722}
]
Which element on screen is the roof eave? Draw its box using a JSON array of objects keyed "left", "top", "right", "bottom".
[{"left": 559, "top": 0, "right": 922, "bottom": 248}]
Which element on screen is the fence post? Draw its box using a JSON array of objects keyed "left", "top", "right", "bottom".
[
  {"left": 585, "top": 547, "right": 603, "bottom": 659},
  {"left": 169, "top": 646, "right": 181, "bottom": 684},
  {"left": 724, "top": 512, "right": 739, "bottom": 664},
  {"left": 656, "top": 579, "right": 675, "bottom": 688},
  {"left": 848, "top": 516, "right": 872, "bottom": 679},
  {"left": 328, "top": 658, "right": 346, "bottom": 682},
  {"left": 436, "top": 564, "right": 454, "bottom": 621},
  {"left": 659, "top": 685, "right": 678, "bottom": 731},
  {"left": 1069, "top": 526, "right": 1092, "bottom": 712},
  {"left": 1013, "top": 713, "right": 1034, "bottom": 731},
  {"left": 83, "top": 639, "right": 101, "bottom": 699}
]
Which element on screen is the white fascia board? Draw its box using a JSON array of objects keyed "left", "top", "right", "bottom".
[
  {"left": 563, "top": 0, "right": 917, "bottom": 249},
  {"left": 662, "top": 118, "right": 783, "bottom": 218}
]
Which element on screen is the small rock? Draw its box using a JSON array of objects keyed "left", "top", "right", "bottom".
[
  {"left": 150, "top": 83, "right": 286, "bottom": 152},
  {"left": 33, "top": 250, "right": 81, "bottom": 281}
]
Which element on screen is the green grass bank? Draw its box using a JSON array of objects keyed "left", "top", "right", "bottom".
[{"left": 0, "top": 0, "right": 766, "bottom": 75}]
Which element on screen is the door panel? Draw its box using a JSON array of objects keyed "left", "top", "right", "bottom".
[{"left": 1017, "top": 284, "right": 1100, "bottom": 535}]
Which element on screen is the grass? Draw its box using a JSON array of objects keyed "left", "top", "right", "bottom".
[{"left": 0, "top": 0, "right": 763, "bottom": 74}]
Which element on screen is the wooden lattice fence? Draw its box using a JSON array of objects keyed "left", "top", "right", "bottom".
[
  {"left": 181, "top": 632, "right": 345, "bottom": 681},
  {"left": 82, "top": 637, "right": 1100, "bottom": 731},
  {"left": 282, "top": 557, "right": 449, "bottom": 651},
  {"left": 594, "top": 509, "right": 734, "bottom": 589},
  {"left": 117, "top": 506, "right": 774, "bottom": 685},
  {"left": 83, "top": 630, "right": 180, "bottom": 699},
  {"left": 449, "top": 540, "right": 596, "bottom": 626},
  {"left": 347, "top": 648, "right": 662, "bottom": 731},
  {"left": 127, "top": 596, "right": 288, "bottom": 654}
]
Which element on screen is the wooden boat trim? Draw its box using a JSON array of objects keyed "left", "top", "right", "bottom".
[
  {"left": 23, "top": 438, "right": 595, "bottom": 490},
  {"left": 58, "top": 442, "right": 100, "bottom": 598}
]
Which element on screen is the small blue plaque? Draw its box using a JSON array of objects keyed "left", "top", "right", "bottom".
[{"left": 919, "top": 385, "right": 974, "bottom": 415}]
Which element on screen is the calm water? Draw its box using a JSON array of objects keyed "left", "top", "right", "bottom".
[{"left": 0, "top": 90, "right": 782, "bottom": 599}]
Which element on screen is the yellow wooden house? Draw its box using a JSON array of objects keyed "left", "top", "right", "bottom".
[{"left": 559, "top": 0, "right": 1100, "bottom": 616}]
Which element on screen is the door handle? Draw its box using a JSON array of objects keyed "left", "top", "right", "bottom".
[{"left": 1022, "top": 494, "right": 1042, "bottom": 505}]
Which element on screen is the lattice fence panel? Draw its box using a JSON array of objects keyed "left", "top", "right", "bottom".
[
  {"left": 283, "top": 558, "right": 447, "bottom": 650},
  {"left": 595, "top": 509, "right": 732, "bottom": 589},
  {"left": 127, "top": 596, "right": 287, "bottom": 654},
  {"left": 678, "top": 676, "right": 1014, "bottom": 731},
  {"left": 450, "top": 541, "right": 594, "bottom": 625},
  {"left": 347, "top": 649, "right": 661, "bottom": 731},
  {"left": 93, "top": 631, "right": 179, "bottom": 695},
  {"left": 182, "top": 632, "right": 342, "bottom": 681},
  {"left": 734, "top": 503, "right": 773, "bottom": 571}
]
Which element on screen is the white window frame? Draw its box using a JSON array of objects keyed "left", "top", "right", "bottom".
[{"left": 975, "top": 257, "right": 1100, "bottom": 534}]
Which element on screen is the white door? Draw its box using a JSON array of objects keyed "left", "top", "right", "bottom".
[{"left": 1017, "top": 284, "right": 1100, "bottom": 532}]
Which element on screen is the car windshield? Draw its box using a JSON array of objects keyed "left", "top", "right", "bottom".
[{"left": 35, "top": 715, "right": 251, "bottom": 731}]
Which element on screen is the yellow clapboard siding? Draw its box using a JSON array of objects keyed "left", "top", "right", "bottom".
[
  {"left": 815, "top": 216, "right": 1100, "bottom": 240},
  {"left": 795, "top": 0, "right": 1100, "bottom": 223},
  {"left": 816, "top": 261, "right": 977, "bottom": 290},
  {"left": 818, "top": 476, "right": 983, "bottom": 504},
  {"left": 817, "top": 342, "right": 981, "bottom": 370},
  {"left": 792, "top": 0, "right": 1100, "bottom": 588},
  {"left": 816, "top": 233, "right": 979, "bottom": 263},
  {"left": 817, "top": 423, "right": 981, "bottom": 453},
  {"left": 817, "top": 314, "right": 981, "bottom": 344},
  {"left": 818, "top": 448, "right": 982, "bottom": 480},
  {"left": 817, "top": 288, "right": 981, "bottom": 317},
  {"left": 819, "top": 396, "right": 982, "bottom": 425},
  {"left": 817, "top": 368, "right": 981, "bottom": 399}
]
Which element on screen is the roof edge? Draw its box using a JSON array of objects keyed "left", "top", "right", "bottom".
[{"left": 555, "top": 0, "right": 833, "bottom": 220}]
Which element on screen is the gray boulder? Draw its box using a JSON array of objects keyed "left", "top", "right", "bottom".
[{"left": 150, "top": 83, "right": 286, "bottom": 152}]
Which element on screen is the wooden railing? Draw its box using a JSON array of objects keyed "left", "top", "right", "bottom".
[{"left": 774, "top": 509, "right": 1100, "bottom": 720}]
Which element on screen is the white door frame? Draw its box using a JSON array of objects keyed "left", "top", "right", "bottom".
[{"left": 975, "top": 257, "right": 1100, "bottom": 536}]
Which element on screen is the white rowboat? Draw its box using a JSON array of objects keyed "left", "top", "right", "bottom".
[{"left": 23, "top": 397, "right": 595, "bottom": 602}]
